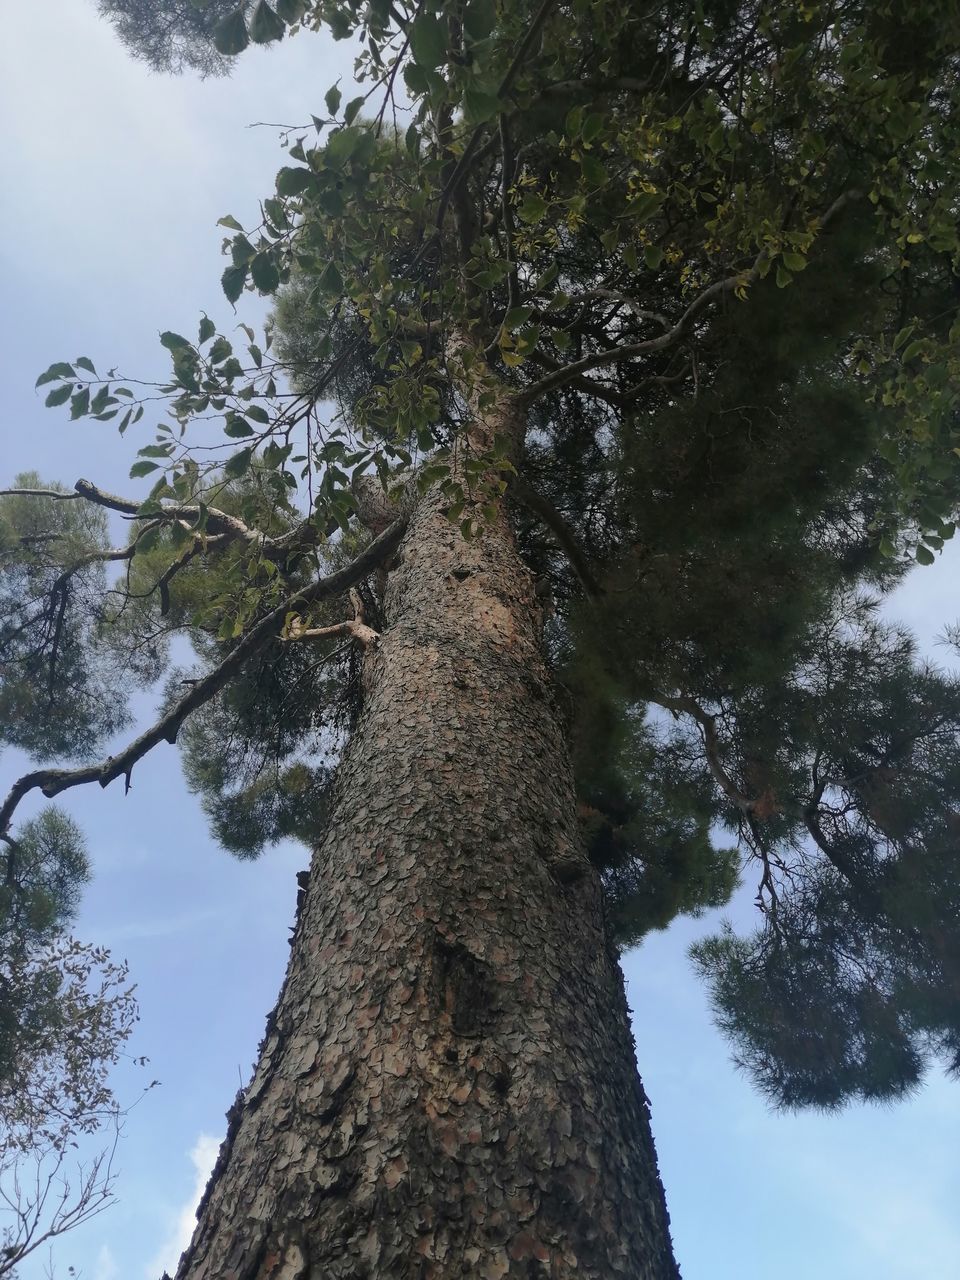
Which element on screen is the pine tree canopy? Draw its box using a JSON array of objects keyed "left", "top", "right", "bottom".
[{"left": 5, "top": 0, "right": 960, "bottom": 1108}]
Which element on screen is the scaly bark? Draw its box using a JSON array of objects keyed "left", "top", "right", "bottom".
[{"left": 168, "top": 389, "right": 679, "bottom": 1280}]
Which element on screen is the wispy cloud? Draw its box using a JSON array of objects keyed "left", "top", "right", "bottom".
[
  {"left": 146, "top": 1133, "right": 220, "bottom": 1279},
  {"left": 94, "top": 1244, "right": 118, "bottom": 1280},
  {"left": 102, "top": 906, "right": 227, "bottom": 943}
]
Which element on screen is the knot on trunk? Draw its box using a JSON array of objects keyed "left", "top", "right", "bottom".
[{"left": 432, "top": 933, "right": 497, "bottom": 1038}]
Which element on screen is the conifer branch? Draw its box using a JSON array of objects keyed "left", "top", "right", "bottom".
[
  {"left": 520, "top": 190, "right": 862, "bottom": 405},
  {"left": 519, "top": 253, "right": 771, "bottom": 403},
  {"left": 508, "top": 477, "right": 601, "bottom": 595},
  {"left": 0, "top": 518, "right": 407, "bottom": 843},
  {"left": 2, "top": 479, "right": 329, "bottom": 563},
  {"left": 655, "top": 693, "right": 758, "bottom": 815}
]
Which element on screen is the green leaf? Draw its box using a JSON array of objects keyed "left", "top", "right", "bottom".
[
  {"left": 160, "top": 331, "right": 192, "bottom": 352},
  {"left": 580, "top": 154, "right": 607, "bottom": 187},
  {"left": 246, "top": 404, "right": 270, "bottom": 424},
  {"left": 344, "top": 96, "right": 364, "bottom": 125},
  {"left": 631, "top": 190, "right": 664, "bottom": 222},
  {"left": 251, "top": 253, "right": 281, "bottom": 294},
  {"left": 224, "top": 448, "right": 254, "bottom": 478},
  {"left": 915, "top": 544, "right": 936, "bottom": 565},
  {"left": 403, "top": 62, "right": 430, "bottom": 96},
  {"left": 138, "top": 444, "right": 174, "bottom": 458},
  {"left": 44, "top": 383, "right": 73, "bottom": 407},
  {"left": 263, "top": 197, "right": 288, "bottom": 229},
  {"left": 75, "top": 356, "right": 97, "bottom": 375},
  {"left": 198, "top": 316, "right": 216, "bottom": 345},
  {"left": 129, "top": 460, "right": 161, "bottom": 478},
  {"left": 276, "top": 0, "right": 308, "bottom": 22},
  {"left": 463, "top": 0, "right": 496, "bottom": 40},
  {"left": 36, "top": 362, "right": 75, "bottom": 388},
  {"left": 533, "top": 262, "right": 559, "bottom": 292},
  {"left": 463, "top": 89, "right": 501, "bottom": 124},
  {"left": 893, "top": 324, "right": 915, "bottom": 351},
  {"left": 276, "top": 166, "right": 314, "bottom": 196},
  {"left": 325, "top": 126, "right": 366, "bottom": 167},
  {"left": 209, "top": 337, "right": 233, "bottom": 363},
  {"left": 901, "top": 340, "right": 925, "bottom": 362},
  {"left": 222, "top": 263, "right": 247, "bottom": 304},
  {"left": 410, "top": 12, "right": 447, "bottom": 67},
  {"left": 405, "top": 122, "right": 420, "bottom": 156},
  {"left": 213, "top": 8, "right": 249, "bottom": 55},
  {"left": 581, "top": 113, "right": 605, "bottom": 143},
  {"left": 90, "top": 386, "right": 113, "bottom": 414},
  {"left": 517, "top": 194, "right": 547, "bottom": 224},
  {"left": 504, "top": 306, "right": 534, "bottom": 331},
  {"left": 249, "top": 0, "right": 285, "bottom": 43},
  {"left": 318, "top": 259, "right": 344, "bottom": 295},
  {"left": 217, "top": 214, "right": 244, "bottom": 231},
  {"left": 775, "top": 265, "right": 793, "bottom": 289},
  {"left": 644, "top": 244, "right": 664, "bottom": 270},
  {"left": 70, "top": 387, "right": 90, "bottom": 419},
  {"left": 878, "top": 536, "right": 896, "bottom": 558},
  {"left": 782, "top": 252, "right": 806, "bottom": 272},
  {"left": 224, "top": 417, "right": 255, "bottom": 437},
  {"left": 231, "top": 234, "right": 256, "bottom": 266},
  {"left": 325, "top": 84, "right": 342, "bottom": 116},
  {"left": 565, "top": 105, "right": 584, "bottom": 137}
]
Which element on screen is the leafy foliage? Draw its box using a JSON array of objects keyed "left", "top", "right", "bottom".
[
  {"left": 9, "top": 0, "right": 960, "bottom": 1109},
  {"left": 0, "top": 810, "right": 137, "bottom": 1153},
  {"left": 96, "top": 0, "right": 250, "bottom": 76},
  {"left": 0, "top": 477, "right": 134, "bottom": 761},
  {"left": 0, "top": 816, "right": 137, "bottom": 1280}
]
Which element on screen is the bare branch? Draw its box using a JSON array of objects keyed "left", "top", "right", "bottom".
[
  {"left": 72, "top": 479, "right": 259, "bottom": 544},
  {"left": 2, "top": 478, "right": 336, "bottom": 565},
  {"left": 520, "top": 254, "right": 769, "bottom": 404},
  {"left": 0, "top": 518, "right": 407, "bottom": 841},
  {"left": 0, "top": 489, "right": 79, "bottom": 503},
  {"left": 282, "top": 586, "right": 380, "bottom": 651}
]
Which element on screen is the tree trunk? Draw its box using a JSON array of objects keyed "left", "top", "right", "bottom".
[{"left": 168, "top": 390, "right": 680, "bottom": 1280}]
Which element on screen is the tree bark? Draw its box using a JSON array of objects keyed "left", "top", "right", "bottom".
[{"left": 168, "top": 390, "right": 679, "bottom": 1280}]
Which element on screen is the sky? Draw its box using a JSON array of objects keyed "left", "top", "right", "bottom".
[{"left": 1, "top": 5, "right": 959, "bottom": 1278}]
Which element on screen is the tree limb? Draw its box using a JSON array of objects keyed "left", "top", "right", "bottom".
[
  {"left": 653, "top": 693, "right": 757, "bottom": 814},
  {"left": 0, "top": 518, "right": 407, "bottom": 842},
  {"left": 508, "top": 476, "right": 601, "bottom": 595},
  {"left": 435, "top": 0, "right": 559, "bottom": 231},
  {"left": 520, "top": 190, "right": 863, "bottom": 405}
]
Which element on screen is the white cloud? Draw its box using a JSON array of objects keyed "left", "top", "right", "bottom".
[
  {"left": 94, "top": 1243, "right": 118, "bottom": 1280},
  {"left": 147, "top": 1133, "right": 221, "bottom": 1279}
]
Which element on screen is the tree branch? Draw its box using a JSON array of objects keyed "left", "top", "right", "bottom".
[
  {"left": 519, "top": 254, "right": 769, "bottom": 403},
  {"left": 0, "top": 518, "right": 407, "bottom": 842},
  {"left": 2, "top": 479, "right": 329, "bottom": 565},
  {"left": 520, "top": 190, "right": 863, "bottom": 405},
  {"left": 654, "top": 693, "right": 756, "bottom": 814},
  {"left": 435, "top": 0, "right": 559, "bottom": 231},
  {"left": 508, "top": 476, "right": 601, "bottom": 595}
]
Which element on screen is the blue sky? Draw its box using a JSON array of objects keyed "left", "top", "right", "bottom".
[{"left": 1, "top": 5, "right": 958, "bottom": 1278}]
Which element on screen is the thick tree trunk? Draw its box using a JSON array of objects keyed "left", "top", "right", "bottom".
[{"left": 168, "top": 393, "right": 679, "bottom": 1280}]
